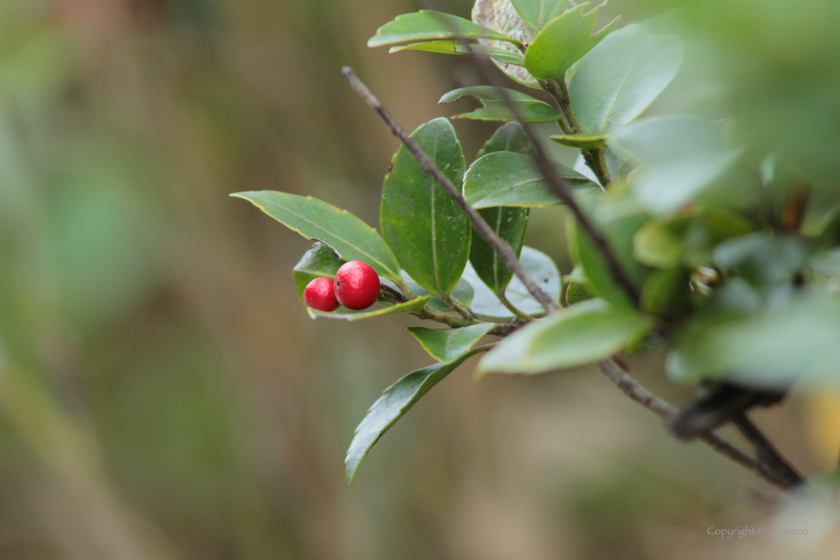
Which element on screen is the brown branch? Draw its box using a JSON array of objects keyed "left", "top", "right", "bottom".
[
  {"left": 342, "top": 67, "right": 559, "bottom": 315},
  {"left": 732, "top": 414, "right": 804, "bottom": 489},
  {"left": 598, "top": 359, "right": 800, "bottom": 491}
]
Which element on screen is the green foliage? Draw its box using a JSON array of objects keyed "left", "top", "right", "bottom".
[
  {"left": 368, "top": 11, "right": 519, "bottom": 49},
  {"left": 464, "top": 152, "right": 595, "bottom": 208},
  {"left": 477, "top": 299, "right": 653, "bottom": 375},
  {"left": 439, "top": 86, "right": 563, "bottom": 122},
  {"left": 345, "top": 347, "right": 487, "bottom": 483},
  {"left": 524, "top": 3, "right": 618, "bottom": 81},
  {"left": 232, "top": 191, "right": 401, "bottom": 281},
  {"left": 407, "top": 323, "right": 495, "bottom": 364},
  {"left": 381, "top": 118, "right": 470, "bottom": 297},
  {"left": 472, "top": 206, "right": 530, "bottom": 295},
  {"left": 240, "top": 0, "right": 840, "bottom": 490},
  {"left": 569, "top": 196, "right": 650, "bottom": 308},
  {"left": 569, "top": 25, "right": 684, "bottom": 133},
  {"left": 667, "top": 289, "right": 840, "bottom": 389},
  {"left": 470, "top": 124, "right": 532, "bottom": 296}
]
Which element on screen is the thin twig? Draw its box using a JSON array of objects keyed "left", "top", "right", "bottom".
[
  {"left": 342, "top": 67, "right": 559, "bottom": 315},
  {"left": 732, "top": 414, "right": 804, "bottom": 489},
  {"left": 598, "top": 359, "right": 797, "bottom": 491}
]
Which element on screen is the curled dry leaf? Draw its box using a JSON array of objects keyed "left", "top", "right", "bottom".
[{"left": 472, "top": 0, "right": 539, "bottom": 87}]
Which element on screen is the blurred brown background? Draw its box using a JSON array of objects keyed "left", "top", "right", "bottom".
[{"left": 1, "top": 0, "right": 839, "bottom": 558}]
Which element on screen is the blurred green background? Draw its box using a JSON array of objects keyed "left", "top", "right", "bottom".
[{"left": 1, "top": 0, "right": 840, "bottom": 558}]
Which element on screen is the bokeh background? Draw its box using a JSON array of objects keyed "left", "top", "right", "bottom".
[{"left": 2, "top": 0, "right": 840, "bottom": 558}]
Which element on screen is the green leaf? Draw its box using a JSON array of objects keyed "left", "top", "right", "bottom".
[
  {"left": 611, "top": 116, "right": 726, "bottom": 165},
  {"left": 550, "top": 133, "right": 608, "bottom": 150},
  {"left": 407, "top": 323, "right": 496, "bottom": 364},
  {"left": 368, "top": 11, "right": 520, "bottom": 49},
  {"left": 292, "top": 242, "right": 345, "bottom": 301},
  {"left": 463, "top": 246, "right": 561, "bottom": 317},
  {"left": 511, "top": 0, "right": 571, "bottom": 30},
  {"left": 232, "top": 191, "right": 401, "bottom": 281},
  {"left": 633, "top": 220, "right": 683, "bottom": 269},
  {"left": 632, "top": 149, "right": 743, "bottom": 215},
  {"left": 464, "top": 152, "right": 595, "bottom": 209},
  {"left": 477, "top": 299, "right": 653, "bottom": 375},
  {"left": 402, "top": 274, "right": 474, "bottom": 313},
  {"left": 471, "top": 207, "right": 530, "bottom": 295},
  {"left": 525, "top": 3, "right": 619, "bottom": 81},
  {"left": 565, "top": 281, "right": 592, "bottom": 306},
  {"left": 477, "top": 122, "right": 533, "bottom": 158},
  {"left": 307, "top": 296, "right": 432, "bottom": 321},
  {"left": 389, "top": 41, "right": 525, "bottom": 65},
  {"left": 569, "top": 196, "right": 650, "bottom": 308},
  {"left": 633, "top": 209, "right": 757, "bottom": 269},
  {"left": 346, "top": 347, "right": 486, "bottom": 483},
  {"left": 439, "top": 86, "right": 563, "bottom": 122},
  {"left": 381, "top": 118, "right": 470, "bottom": 297},
  {"left": 667, "top": 289, "right": 840, "bottom": 389},
  {"left": 470, "top": 124, "right": 532, "bottom": 295},
  {"left": 569, "top": 25, "right": 684, "bottom": 133}
]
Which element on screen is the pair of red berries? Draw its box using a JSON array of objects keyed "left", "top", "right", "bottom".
[{"left": 303, "top": 261, "right": 381, "bottom": 312}]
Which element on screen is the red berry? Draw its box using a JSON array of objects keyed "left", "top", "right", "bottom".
[
  {"left": 334, "top": 261, "right": 380, "bottom": 310},
  {"left": 304, "top": 277, "right": 339, "bottom": 312}
]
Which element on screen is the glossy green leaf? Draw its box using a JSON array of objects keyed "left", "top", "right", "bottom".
[
  {"left": 569, "top": 25, "right": 684, "bottom": 133},
  {"left": 511, "top": 0, "right": 571, "bottom": 30},
  {"left": 667, "top": 289, "right": 840, "bottom": 389},
  {"left": 470, "top": 124, "right": 532, "bottom": 295},
  {"left": 477, "top": 122, "right": 533, "bottom": 158},
  {"left": 368, "top": 11, "right": 520, "bottom": 49},
  {"left": 389, "top": 41, "right": 525, "bottom": 65},
  {"left": 525, "top": 3, "right": 618, "bottom": 81},
  {"left": 439, "top": 86, "right": 563, "bottom": 122},
  {"left": 550, "top": 133, "right": 608, "bottom": 150},
  {"left": 346, "top": 347, "right": 486, "bottom": 483},
  {"left": 307, "top": 296, "right": 432, "bottom": 321},
  {"left": 407, "top": 323, "right": 495, "bottom": 364},
  {"left": 463, "top": 246, "right": 561, "bottom": 317},
  {"left": 402, "top": 274, "right": 474, "bottom": 313},
  {"left": 477, "top": 299, "right": 653, "bottom": 375},
  {"left": 292, "top": 242, "right": 345, "bottom": 301},
  {"left": 471, "top": 207, "right": 530, "bottom": 295},
  {"left": 232, "top": 191, "right": 401, "bottom": 281},
  {"left": 381, "top": 118, "right": 470, "bottom": 297},
  {"left": 464, "top": 152, "right": 595, "bottom": 209}
]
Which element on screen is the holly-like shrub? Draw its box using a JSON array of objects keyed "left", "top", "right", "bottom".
[{"left": 234, "top": 0, "right": 840, "bottom": 492}]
